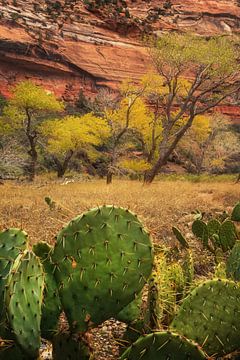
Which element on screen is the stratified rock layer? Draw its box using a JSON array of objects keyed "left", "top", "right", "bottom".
[{"left": 0, "top": 0, "right": 239, "bottom": 112}]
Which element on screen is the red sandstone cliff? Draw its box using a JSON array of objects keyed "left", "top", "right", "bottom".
[{"left": 0, "top": 0, "right": 239, "bottom": 117}]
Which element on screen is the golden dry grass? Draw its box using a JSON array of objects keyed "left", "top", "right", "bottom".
[{"left": 0, "top": 178, "right": 239, "bottom": 246}]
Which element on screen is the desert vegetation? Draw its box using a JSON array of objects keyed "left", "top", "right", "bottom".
[{"left": 0, "top": 180, "right": 240, "bottom": 359}]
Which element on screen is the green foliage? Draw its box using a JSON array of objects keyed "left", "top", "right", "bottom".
[
  {"left": 120, "top": 331, "right": 207, "bottom": 360},
  {"left": 171, "top": 279, "right": 240, "bottom": 356},
  {"left": 52, "top": 205, "right": 153, "bottom": 332}
]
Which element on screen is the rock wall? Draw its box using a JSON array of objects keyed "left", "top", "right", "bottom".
[{"left": 0, "top": 0, "right": 239, "bottom": 107}]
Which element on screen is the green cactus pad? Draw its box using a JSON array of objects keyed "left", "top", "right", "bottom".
[
  {"left": 226, "top": 241, "right": 240, "bottom": 281},
  {"left": 52, "top": 332, "right": 92, "bottom": 360},
  {"left": 219, "top": 220, "right": 237, "bottom": 252},
  {"left": 52, "top": 205, "right": 153, "bottom": 332},
  {"left": 192, "top": 220, "right": 208, "bottom": 247},
  {"left": 116, "top": 293, "right": 142, "bottom": 324},
  {"left": 0, "top": 229, "right": 28, "bottom": 319},
  {"left": 120, "top": 331, "right": 207, "bottom": 360},
  {"left": 207, "top": 219, "right": 221, "bottom": 237},
  {"left": 6, "top": 250, "right": 44, "bottom": 357},
  {"left": 231, "top": 202, "right": 240, "bottom": 222},
  {"left": 172, "top": 227, "right": 189, "bottom": 249},
  {"left": 33, "top": 242, "right": 62, "bottom": 340},
  {"left": 171, "top": 279, "right": 240, "bottom": 356}
]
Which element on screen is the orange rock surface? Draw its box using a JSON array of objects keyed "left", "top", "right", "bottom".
[{"left": 0, "top": 0, "right": 239, "bottom": 115}]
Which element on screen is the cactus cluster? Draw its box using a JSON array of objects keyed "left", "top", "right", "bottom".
[
  {"left": 1, "top": 201, "right": 240, "bottom": 359},
  {"left": 121, "top": 201, "right": 240, "bottom": 360},
  {"left": 192, "top": 212, "right": 238, "bottom": 254},
  {"left": 0, "top": 205, "right": 153, "bottom": 358}
]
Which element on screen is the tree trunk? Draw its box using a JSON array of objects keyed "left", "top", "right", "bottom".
[
  {"left": 106, "top": 171, "right": 113, "bottom": 184},
  {"left": 28, "top": 150, "right": 37, "bottom": 181},
  {"left": 144, "top": 157, "right": 166, "bottom": 184},
  {"left": 53, "top": 150, "right": 74, "bottom": 178},
  {"left": 25, "top": 108, "right": 38, "bottom": 182},
  {"left": 27, "top": 138, "right": 38, "bottom": 182}
]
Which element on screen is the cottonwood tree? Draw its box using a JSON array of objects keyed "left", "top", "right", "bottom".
[
  {"left": 1, "top": 81, "right": 63, "bottom": 180},
  {"left": 40, "top": 114, "right": 110, "bottom": 177},
  {"left": 104, "top": 81, "right": 147, "bottom": 184},
  {"left": 142, "top": 33, "right": 240, "bottom": 183}
]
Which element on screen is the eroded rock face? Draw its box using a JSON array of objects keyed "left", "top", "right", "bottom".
[{"left": 0, "top": 0, "right": 239, "bottom": 103}]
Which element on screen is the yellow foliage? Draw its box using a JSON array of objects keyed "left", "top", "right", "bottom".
[
  {"left": 10, "top": 81, "right": 64, "bottom": 113},
  {"left": 40, "top": 113, "right": 110, "bottom": 157},
  {"left": 191, "top": 115, "right": 211, "bottom": 143},
  {"left": 0, "top": 81, "right": 64, "bottom": 132},
  {"left": 119, "top": 159, "right": 151, "bottom": 173},
  {"left": 151, "top": 33, "right": 239, "bottom": 76},
  {"left": 141, "top": 73, "right": 192, "bottom": 97}
]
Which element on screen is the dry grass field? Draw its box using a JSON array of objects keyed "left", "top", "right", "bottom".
[{"left": 0, "top": 178, "right": 239, "bottom": 247}]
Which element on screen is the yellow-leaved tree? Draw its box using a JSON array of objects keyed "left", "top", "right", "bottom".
[
  {"left": 142, "top": 33, "right": 240, "bottom": 183},
  {"left": 40, "top": 114, "right": 110, "bottom": 177},
  {"left": 103, "top": 80, "right": 149, "bottom": 184},
  {"left": 0, "top": 81, "right": 64, "bottom": 180}
]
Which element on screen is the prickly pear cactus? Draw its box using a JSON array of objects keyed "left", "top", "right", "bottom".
[
  {"left": 145, "top": 270, "right": 161, "bottom": 331},
  {"left": 226, "top": 240, "right": 240, "bottom": 281},
  {"left": 33, "top": 242, "right": 62, "bottom": 340},
  {"left": 171, "top": 279, "right": 240, "bottom": 356},
  {"left": 207, "top": 219, "right": 221, "bottom": 238},
  {"left": 0, "top": 229, "right": 28, "bottom": 319},
  {"left": 231, "top": 202, "right": 240, "bottom": 222},
  {"left": 146, "top": 252, "right": 178, "bottom": 329},
  {"left": 116, "top": 293, "right": 142, "bottom": 324},
  {"left": 192, "top": 220, "right": 208, "bottom": 248},
  {"left": 52, "top": 332, "right": 92, "bottom": 360},
  {"left": 181, "top": 249, "right": 194, "bottom": 288},
  {"left": 5, "top": 250, "right": 45, "bottom": 358},
  {"left": 52, "top": 205, "right": 154, "bottom": 332},
  {"left": 219, "top": 220, "right": 237, "bottom": 252},
  {"left": 120, "top": 331, "right": 207, "bottom": 360},
  {"left": 172, "top": 227, "right": 189, "bottom": 249}
]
